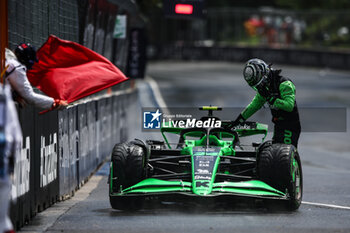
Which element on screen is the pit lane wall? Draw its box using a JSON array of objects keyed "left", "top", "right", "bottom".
[
  {"left": 10, "top": 84, "right": 137, "bottom": 229},
  {"left": 151, "top": 45, "right": 350, "bottom": 70}
]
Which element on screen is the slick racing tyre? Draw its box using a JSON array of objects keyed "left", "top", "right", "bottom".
[
  {"left": 109, "top": 142, "right": 146, "bottom": 210},
  {"left": 257, "top": 143, "right": 303, "bottom": 210}
]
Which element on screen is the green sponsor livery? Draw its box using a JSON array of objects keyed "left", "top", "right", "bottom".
[{"left": 284, "top": 129, "right": 293, "bottom": 144}]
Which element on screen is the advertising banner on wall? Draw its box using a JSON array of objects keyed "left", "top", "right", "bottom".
[
  {"left": 113, "top": 15, "right": 127, "bottom": 39},
  {"left": 126, "top": 28, "right": 147, "bottom": 79}
]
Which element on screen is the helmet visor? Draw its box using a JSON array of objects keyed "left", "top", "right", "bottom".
[{"left": 243, "top": 65, "right": 261, "bottom": 87}]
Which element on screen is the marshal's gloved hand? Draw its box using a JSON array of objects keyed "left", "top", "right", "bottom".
[{"left": 52, "top": 99, "right": 68, "bottom": 110}]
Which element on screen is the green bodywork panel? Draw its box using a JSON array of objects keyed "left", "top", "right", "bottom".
[
  {"left": 110, "top": 178, "right": 284, "bottom": 197},
  {"left": 121, "top": 178, "right": 192, "bottom": 193}
]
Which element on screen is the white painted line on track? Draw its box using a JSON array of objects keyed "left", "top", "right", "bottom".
[
  {"left": 145, "top": 76, "right": 170, "bottom": 115},
  {"left": 302, "top": 201, "right": 350, "bottom": 210}
]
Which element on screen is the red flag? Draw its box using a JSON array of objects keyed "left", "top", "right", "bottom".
[{"left": 28, "top": 35, "right": 128, "bottom": 103}]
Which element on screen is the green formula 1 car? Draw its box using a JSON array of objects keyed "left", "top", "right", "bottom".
[{"left": 109, "top": 107, "right": 302, "bottom": 211}]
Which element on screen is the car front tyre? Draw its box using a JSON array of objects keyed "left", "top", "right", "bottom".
[
  {"left": 109, "top": 142, "right": 145, "bottom": 210},
  {"left": 258, "top": 143, "right": 303, "bottom": 210}
]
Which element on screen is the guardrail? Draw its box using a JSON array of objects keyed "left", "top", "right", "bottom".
[
  {"left": 10, "top": 83, "right": 137, "bottom": 229},
  {"left": 151, "top": 45, "right": 350, "bottom": 70}
]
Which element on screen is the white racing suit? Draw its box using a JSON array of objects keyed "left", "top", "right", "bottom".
[
  {"left": 0, "top": 83, "right": 22, "bottom": 233},
  {"left": 5, "top": 48, "right": 54, "bottom": 110}
]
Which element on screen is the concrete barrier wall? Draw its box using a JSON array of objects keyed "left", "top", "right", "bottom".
[
  {"left": 152, "top": 45, "right": 350, "bottom": 70},
  {"left": 10, "top": 87, "right": 137, "bottom": 229}
]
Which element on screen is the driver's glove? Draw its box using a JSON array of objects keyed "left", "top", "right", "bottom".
[
  {"left": 267, "top": 96, "right": 277, "bottom": 105},
  {"left": 257, "top": 85, "right": 278, "bottom": 105},
  {"left": 257, "top": 85, "right": 270, "bottom": 99},
  {"left": 227, "top": 113, "right": 245, "bottom": 129}
]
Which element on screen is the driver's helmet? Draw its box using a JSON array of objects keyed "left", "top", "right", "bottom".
[
  {"left": 14, "top": 43, "right": 38, "bottom": 70},
  {"left": 243, "top": 58, "right": 270, "bottom": 89}
]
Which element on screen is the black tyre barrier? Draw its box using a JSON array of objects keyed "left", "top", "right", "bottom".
[
  {"left": 10, "top": 88, "right": 137, "bottom": 230},
  {"left": 151, "top": 45, "right": 350, "bottom": 70}
]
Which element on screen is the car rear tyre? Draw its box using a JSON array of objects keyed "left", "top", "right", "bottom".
[
  {"left": 257, "top": 143, "right": 303, "bottom": 210},
  {"left": 109, "top": 142, "right": 146, "bottom": 210}
]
